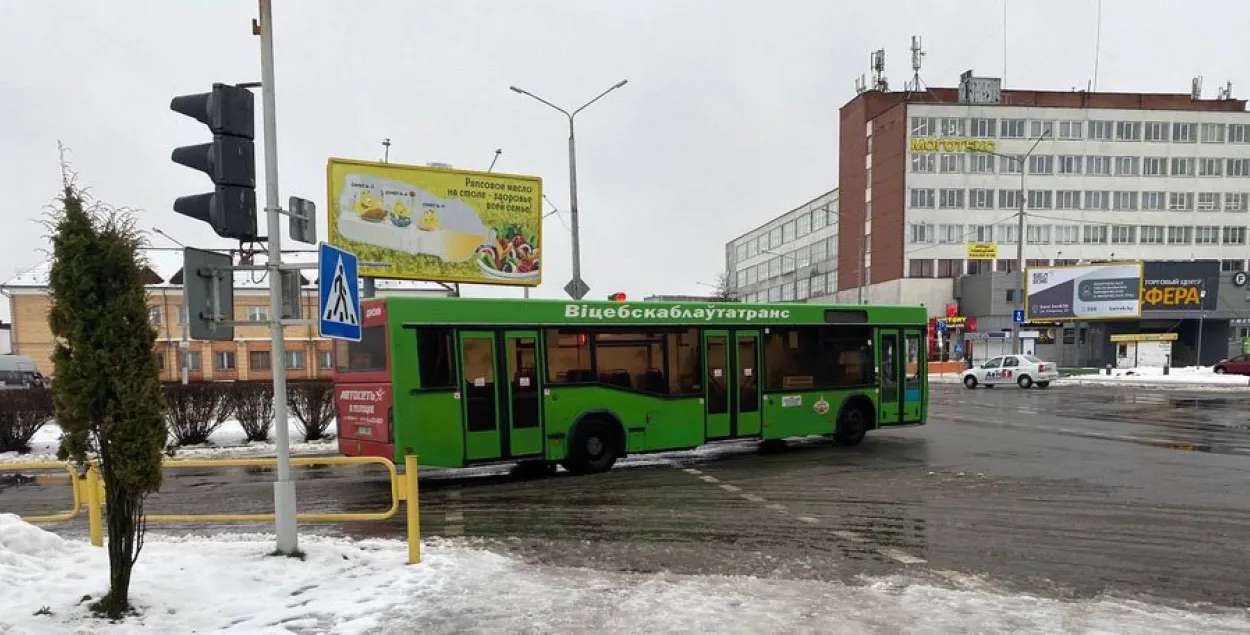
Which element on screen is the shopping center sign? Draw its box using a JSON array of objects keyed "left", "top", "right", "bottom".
[{"left": 1141, "top": 260, "right": 1219, "bottom": 311}]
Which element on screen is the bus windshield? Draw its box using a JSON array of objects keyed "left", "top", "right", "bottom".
[{"left": 335, "top": 325, "right": 388, "bottom": 373}]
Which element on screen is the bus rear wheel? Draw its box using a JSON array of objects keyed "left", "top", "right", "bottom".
[
  {"left": 563, "top": 418, "right": 621, "bottom": 475},
  {"left": 835, "top": 403, "right": 871, "bottom": 446}
]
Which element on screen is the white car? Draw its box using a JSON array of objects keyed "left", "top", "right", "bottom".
[{"left": 962, "top": 354, "right": 1059, "bottom": 389}]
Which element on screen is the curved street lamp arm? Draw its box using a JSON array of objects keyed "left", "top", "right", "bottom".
[
  {"left": 572, "top": 79, "right": 628, "bottom": 118},
  {"left": 509, "top": 85, "right": 571, "bottom": 119}
]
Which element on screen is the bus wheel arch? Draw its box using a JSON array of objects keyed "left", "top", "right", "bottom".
[
  {"left": 835, "top": 395, "right": 874, "bottom": 446},
  {"left": 563, "top": 411, "right": 625, "bottom": 475}
]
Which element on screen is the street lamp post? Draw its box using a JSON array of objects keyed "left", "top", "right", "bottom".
[{"left": 510, "top": 80, "right": 628, "bottom": 298}]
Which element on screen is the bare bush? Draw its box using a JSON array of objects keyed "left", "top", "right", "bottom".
[
  {"left": 0, "top": 388, "right": 57, "bottom": 453},
  {"left": 164, "top": 382, "right": 233, "bottom": 446},
  {"left": 228, "top": 381, "right": 274, "bottom": 443},
  {"left": 288, "top": 379, "right": 336, "bottom": 441}
]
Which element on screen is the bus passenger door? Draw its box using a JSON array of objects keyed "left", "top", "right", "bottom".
[
  {"left": 876, "top": 328, "right": 903, "bottom": 425},
  {"left": 703, "top": 330, "right": 732, "bottom": 439},
  {"left": 503, "top": 330, "right": 543, "bottom": 459},
  {"left": 458, "top": 331, "right": 502, "bottom": 461},
  {"left": 901, "top": 329, "right": 925, "bottom": 422},
  {"left": 735, "top": 330, "right": 762, "bottom": 436}
]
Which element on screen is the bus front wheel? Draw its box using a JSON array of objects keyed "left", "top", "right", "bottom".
[
  {"left": 835, "top": 402, "right": 872, "bottom": 446},
  {"left": 563, "top": 417, "right": 621, "bottom": 475}
]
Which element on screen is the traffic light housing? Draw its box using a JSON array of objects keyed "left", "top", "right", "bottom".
[
  {"left": 608, "top": 292, "right": 626, "bottom": 302},
  {"left": 170, "top": 83, "right": 258, "bottom": 241}
]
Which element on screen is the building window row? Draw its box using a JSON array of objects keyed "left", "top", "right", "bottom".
[
  {"left": 735, "top": 236, "right": 838, "bottom": 286},
  {"left": 908, "top": 258, "right": 1248, "bottom": 279},
  {"left": 909, "top": 187, "right": 1249, "bottom": 212},
  {"left": 908, "top": 221, "right": 1248, "bottom": 247},
  {"left": 738, "top": 271, "right": 839, "bottom": 304},
  {"left": 911, "top": 117, "right": 1250, "bottom": 144},
  {"left": 731, "top": 204, "right": 835, "bottom": 265},
  {"left": 911, "top": 152, "right": 1250, "bottom": 178}
]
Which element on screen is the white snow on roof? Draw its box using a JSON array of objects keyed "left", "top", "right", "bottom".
[{"left": 1, "top": 247, "right": 447, "bottom": 293}]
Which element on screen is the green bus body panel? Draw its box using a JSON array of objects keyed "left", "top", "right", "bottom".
[{"left": 363, "top": 297, "right": 927, "bottom": 469}]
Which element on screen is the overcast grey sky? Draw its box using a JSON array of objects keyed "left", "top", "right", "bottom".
[{"left": 3, "top": 0, "right": 1249, "bottom": 305}]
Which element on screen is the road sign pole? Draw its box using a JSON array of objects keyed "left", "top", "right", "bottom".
[{"left": 258, "top": 0, "right": 298, "bottom": 556}]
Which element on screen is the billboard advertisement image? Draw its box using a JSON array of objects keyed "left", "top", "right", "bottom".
[
  {"left": 327, "top": 158, "right": 543, "bottom": 286},
  {"left": 1025, "top": 262, "right": 1143, "bottom": 321}
]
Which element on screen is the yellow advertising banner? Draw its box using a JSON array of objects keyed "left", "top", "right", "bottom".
[
  {"left": 1109, "top": 332, "right": 1179, "bottom": 342},
  {"left": 908, "top": 138, "right": 996, "bottom": 153},
  {"left": 327, "top": 158, "right": 543, "bottom": 286},
  {"left": 965, "top": 242, "right": 998, "bottom": 260}
]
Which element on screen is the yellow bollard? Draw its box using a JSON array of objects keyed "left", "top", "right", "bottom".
[
  {"left": 404, "top": 454, "right": 420, "bottom": 565},
  {"left": 85, "top": 464, "right": 103, "bottom": 547}
]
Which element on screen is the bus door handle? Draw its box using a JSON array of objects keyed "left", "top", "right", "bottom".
[{"left": 453, "top": 391, "right": 461, "bottom": 400}]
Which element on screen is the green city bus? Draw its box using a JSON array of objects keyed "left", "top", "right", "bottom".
[{"left": 334, "top": 296, "right": 928, "bottom": 474}]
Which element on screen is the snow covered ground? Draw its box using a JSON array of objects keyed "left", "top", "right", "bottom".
[
  {"left": 932, "top": 365, "right": 1248, "bottom": 390},
  {"left": 0, "top": 420, "right": 336, "bottom": 465},
  {"left": 1, "top": 515, "right": 1246, "bottom": 635}
]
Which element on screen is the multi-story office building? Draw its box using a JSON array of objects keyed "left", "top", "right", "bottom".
[
  {"left": 725, "top": 189, "right": 840, "bottom": 304},
  {"left": 836, "top": 74, "right": 1250, "bottom": 306}
]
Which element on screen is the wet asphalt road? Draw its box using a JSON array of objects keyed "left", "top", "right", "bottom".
[{"left": 6, "top": 383, "right": 1250, "bottom": 609}]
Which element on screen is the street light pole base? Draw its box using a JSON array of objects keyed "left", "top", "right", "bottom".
[{"left": 273, "top": 479, "right": 299, "bottom": 554}]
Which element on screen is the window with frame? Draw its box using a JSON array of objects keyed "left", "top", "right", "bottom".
[
  {"left": 1026, "top": 224, "right": 1051, "bottom": 244},
  {"left": 545, "top": 329, "right": 593, "bottom": 384},
  {"left": 781, "top": 252, "right": 796, "bottom": 274},
  {"left": 908, "top": 259, "right": 934, "bottom": 278},
  {"left": 1195, "top": 226, "right": 1220, "bottom": 244},
  {"left": 910, "top": 188, "right": 936, "bottom": 208},
  {"left": 997, "top": 224, "right": 1019, "bottom": 244},
  {"left": 768, "top": 286, "right": 782, "bottom": 302},
  {"left": 147, "top": 306, "right": 161, "bottom": 326},
  {"left": 1027, "top": 189, "right": 1053, "bottom": 210},
  {"left": 796, "top": 213, "right": 811, "bottom": 237},
  {"left": 1199, "top": 158, "right": 1223, "bottom": 176},
  {"left": 1229, "top": 124, "right": 1249, "bottom": 144},
  {"left": 1223, "top": 226, "right": 1248, "bottom": 244},
  {"left": 780, "top": 283, "right": 794, "bottom": 302},
  {"left": 939, "top": 153, "right": 965, "bottom": 173},
  {"left": 909, "top": 222, "right": 934, "bottom": 243},
  {"left": 768, "top": 257, "right": 781, "bottom": 278},
  {"left": 1142, "top": 157, "right": 1167, "bottom": 176},
  {"left": 1084, "top": 190, "right": 1110, "bottom": 211},
  {"left": 826, "top": 272, "right": 838, "bottom": 294},
  {"left": 214, "top": 351, "right": 236, "bottom": 371},
  {"left": 1142, "top": 191, "right": 1166, "bottom": 211},
  {"left": 186, "top": 352, "right": 202, "bottom": 372},
  {"left": 1028, "top": 154, "right": 1053, "bottom": 174},
  {"left": 996, "top": 259, "right": 1016, "bottom": 273},
  {"left": 911, "top": 117, "right": 936, "bottom": 136},
  {"left": 795, "top": 277, "right": 811, "bottom": 300},
  {"left": 1056, "top": 190, "right": 1081, "bottom": 210},
  {"left": 336, "top": 325, "right": 388, "bottom": 372},
  {"left": 1110, "top": 225, "right": 1136, "bottom": 244},
  {"left": 1087, "top": 156, "right": 1112, "bottom": 175},
  {"left": 970, "top": 224, "right": 994, "bottom": 243},
  {"left": 937, "top": 259, "right": 962, "bottom": 278},
  {"left": 910, "top": 152, "right": 936, "bottom": 172},
  {"left": 1227, "top": 159, "right": 1250, "bottom": 177},
  {"left": 1000, "top": 154, "right": 1024, "bottom": 174},
  {"left": 1082, "top": 225, "right": 1108, "bottom": 244},
  {"left": 812, "top": 207, "right": 828, "bottom": 230},
  {"left": 318, "top": 350, "right": 332, "bottom": 370},
  {"left": 1000, "top": 119, "right": 1026, "bottom": 138},
  {"left": 999, "top": 189, "right": 1022, "bottom": 209},
  {"left": 763, "top": 326, "right": 874, "bottom": 390},
  {"left": 939, "top": 117, "right": 966, "bottom": 136},
  {"left": 1201, "top": 123, "right": 1226, "bottom": 143},
  {"left": 1113, "top": 191, "right": 1138, "bottom": 210},
  {"left": 1222, "top": 259, "right": 1246, "bottom": 271},
  {"left": 285, "top": 350, "right": 306, "bottom": 370},
  {"left": 1140, "top": 225, "right": 1165, "bottom": 244},
  {"left": 970, "top": 188, "right": 994, "bottom": 209},
  {"left": 416, "top": 328, "right": 456, "bottom": 388},
  {"left": 1144, "top": 121, "right": 1169, "bottom": 141},
  {"left": 970, "top": 117, "right": 996, "bottom": 138},
  {"left": 795, "top": 245, "right": 812, "bottom": 269},
  {"left": 1168, "top": 192, "right": 1194, "bottom": 211},
  {"left": 1112, "top": 156, "right": 1138, "bottom": 176},
  {"left": 810, "top": 239, "right": 828, "bottom": 263},
  {"left": 1167, "top": 226, "right": 1193, "bottom": 245},
  {"left": 248, "top": 350, "right": 270, "bottom": 372},
  {"left": 1172, "top": 122, "right": 1196, "bottom": 143},
  {"left": 1225, "top": 193, "right": 1248, "bottom": 212},
  {"left": 769, "top": 227, "right": 783, "bottom": 249},
  {"left": 1057, "top": 155, "right": 1083, "bottom": 174},
  {"left": 782, "top": 220, "right": 796, "bottom": 243},
  {"left": 938, "top": 224, "right": 964, "bottom": 244},
  {"left": 1058, "top": 120, "right": 1083, "bottom": 139},
  {"left": 809, "top": 273, "right": 826, "bottom": 295},
  {"left": 969, "top": 153, "right": 995, "bottom": 173},
  {"left": 1054, "top": 225, "right": 1080, "bottom": 244},
  {"left": 967, "top": 260, "right": 992, "bottom": 274},
  {"left": 1197, "top": 192, "right": 1221, "bottom": 211},
  {"left": 1088, "top": 120, "right": 1114, "bottom": 140},
  {"left": 1115, "top": 121, "right": 1141, "bottom": 141},
  {"left": 1029, "top": 120, "right": 1054, "bottom": 138},
  {"left": 590, "top": 330, "right": 668, "bottom": 393},
  {"left": 939, "top": 188, "right": 965, "bottom": 209},
  {"left": 1170, "top": 157, "right": 1196, "bottom": 177}
]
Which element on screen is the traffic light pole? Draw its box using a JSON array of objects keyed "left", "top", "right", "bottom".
[{"left": 258, "top": 0, "right": 298, "bottom": 556}]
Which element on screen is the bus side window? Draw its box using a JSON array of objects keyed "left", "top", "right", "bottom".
[{"left": 416, "top": 328, "right": 456, "bottom": 389}]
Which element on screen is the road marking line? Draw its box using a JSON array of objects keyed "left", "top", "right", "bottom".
[
  {"left": 880, "top": 548, "right": 927, "bottom": 565},
  {"left": 766, "top": 503, "right": 788, "bottom": 513},
  {"left": 741, "top": 493, "right": 767, "bottom": 503},
  {"left": 445, "top": 511, "right": 464, "bottom": 524},
  {"left": 445, "top": 524, "right": 465, "bottom": 537},
  {"left": 797, "top": 515, "right": 819, "bottom": 524},
  {"left": 718, "top": 483, "right": 741, "bottom": 493},
  {"left": 683, "top": 468, "right": 703, "bottom": 475},
  {"left": 699, "top": 475, "right": 720, "bottom": 484},
  {"left": 832, "top": 530, "right": 868, "bottom": 542}
]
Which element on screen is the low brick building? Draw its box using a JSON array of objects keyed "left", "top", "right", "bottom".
[{"left": 1, "top": 247, "right": 449, "bottom": 381}]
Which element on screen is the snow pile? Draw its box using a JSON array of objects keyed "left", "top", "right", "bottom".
[
  {"left": 0, "top": 420, "right": 336, "bottom": 465},
  {"left": 1058, "top": 366, "right": 1248, "bottom": 389},
  {"left": 2, "top": 514, "right": 1248, "bottom": 634}
]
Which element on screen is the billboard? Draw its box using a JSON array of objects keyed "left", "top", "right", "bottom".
[
  {"left": 1025, "top": 262, "right": 1143, "bottom": 321},
  {"left": 1141, "top": 260, "right": 1219, "bottom": 311},
  {"left": 327, "top": 158, "right": 543, "bottom": 285}
]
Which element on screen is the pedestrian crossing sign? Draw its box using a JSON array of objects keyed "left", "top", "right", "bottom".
[{"left": 318, "top": 242, "right": 361, "bottom": 341}]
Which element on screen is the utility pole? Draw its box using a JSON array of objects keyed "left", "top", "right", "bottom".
[
  {"left": 1009, "top": 129, "right": 1050, "bottom": 354},
  {"left": 258, "top": 0, "right": 298, "bottom": 556}
]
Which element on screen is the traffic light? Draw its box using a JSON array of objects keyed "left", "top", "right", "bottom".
[
  {"left": 170, "top": 83, "right": 258, "bottom": 241},
  {"left": 608, "top": 292, "right": 626, "bottom": 302}
]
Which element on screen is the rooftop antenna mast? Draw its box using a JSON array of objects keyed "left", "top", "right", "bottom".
[
  {"left": 854, "top": 73, "right": 867, "bottom": 95},
  {"left": 908, "top": 35, "right": 925, "bottom": 91},
  {"left": 1192, "top": 75, "right": 1204, "bottom": 100},
  {"left": 1218, "top": 81, "right": 1233, "bottom": 100},
  {"left": 870, "top": 49, "right": 888, "bottom": 91}
]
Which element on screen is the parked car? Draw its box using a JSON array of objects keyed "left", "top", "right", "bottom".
[
  {"left": 962, "top": 354, "right": 1059, "bottom": 389},
  {"left": 0, "top": 354, "right": 42, "bottom": 389},
  {"left": 1213, "top": 354, "right": 1250, "bottom": 375}
]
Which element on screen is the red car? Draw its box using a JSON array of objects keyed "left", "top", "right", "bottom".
[{"left": 1213, "top": 354, "right": 1250, "bottom": 375}]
